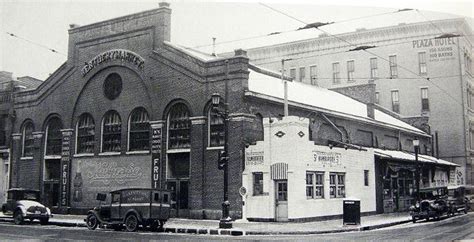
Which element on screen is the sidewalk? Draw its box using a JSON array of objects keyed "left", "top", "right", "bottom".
[{"left": 0, "top": 212, "right": 412, "bottom": 235}]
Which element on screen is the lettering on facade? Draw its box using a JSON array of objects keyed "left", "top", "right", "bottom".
[
  {"left": 83, "top": 161, "right": 143, "bottom": 186},
  {"left": 81, "top": 49, "right": 145, "bottom": 76},
  {"left": 60, "top": 132, "right": 72, "bottom": 206},
  {"left": 245, "top": 151, "right": 264, "bottom": 166},
  {"left": 151, "top": 126, "right": 162, "bottom": 189},
  {"left": 412, "top": 38, "right": 456, "bottom": 62},
  {"left": 313, "top": 151, "right": 342, "bottom": 167}
]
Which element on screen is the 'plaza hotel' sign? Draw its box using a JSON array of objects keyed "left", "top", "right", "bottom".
[{"left": 81, "top": 49, "right": 145, "bottom": 76}]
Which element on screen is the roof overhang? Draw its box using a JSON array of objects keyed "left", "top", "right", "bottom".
[{"left": 374, "top": 148, "right": 459, "bottom": 167}]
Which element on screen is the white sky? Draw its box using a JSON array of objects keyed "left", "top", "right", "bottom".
[{"left": 1, "top": 0, "right": 472, "bottom": 80}]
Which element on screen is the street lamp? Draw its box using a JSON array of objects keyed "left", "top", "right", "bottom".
[{"left": 413, "top": 139, "right": 420, "bottom": 200}]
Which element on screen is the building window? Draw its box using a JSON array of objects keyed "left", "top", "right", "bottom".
[
  {"left": 421, "top": 88, "right": 429, "bottom": 112},
  {"left": 102, "top": 110, "right": 121, "bottom": 152},
  {"left": 332, "top": 62, "right": 340, "bottom": 84},
  {"left": 253, "top": 172, "right": 263, "bottom": 195},
  {"left": 330, "top": 173, "right": 345, "bottom": 198},
  {"left": 375, "top": 92, "right": 380, "bottom": 104},
  {"left": 45, "top": 117, "right": 63, "bottom": 156},
  {"left": 289, "top": 68, "right": 296, "bottom": 80},
  {"left": 22, "top": 122, "right": 34, "bottom": 157},
  {"left": 76, "top": 113, "right": 95, "bottom": 154},
  {"left": 310, "top": 65, "right": 318, "bottom": 85},
  {"left": 306, "top": 171, "right": 324, "bottom": 199},
  {"left": 129, "top": 107, "right": 150, "bottom": 151},
  {"left": 391, "top": 90, "right": 400, "bottom": 113},
  {"left": 364, "top": 170, "right": 369, "bottom": 186},
  {"left": 419, "top": 52, "right": 427, "bottom": 75},
  {"left": 298, "top": 67, "right": 306, "bottom": 82},
  {"left": 370, "top": 57, "right": 378, "bottom": 79},
  {"left": 167, "top": 103, "right": 190, "bottom": 149},
  {"left": 389, "top": 55, "right": 398, "bottom": 78},
  {"left": 347, "top": 60, "right": 355, "bottom": 82},
  {"left": 103, "top": 73, "right": 123, "bottom": 100},
  {"left": 208, "top": 105, "right": 224, "bottom": 147}
]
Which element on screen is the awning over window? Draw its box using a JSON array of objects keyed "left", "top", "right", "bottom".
[{"left": 374, "top": 148, "right": 459, "bottom": 167}]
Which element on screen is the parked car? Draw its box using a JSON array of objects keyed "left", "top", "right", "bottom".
[
  {"left": 447, "top": 185, "right": 468, "bottom": 215},
  {"left": 409, "top": 186, "right": 449, "bottom": 223},
  {"left": 464, "top": 185, "right": 474, "bottom": 212},
  {"left": 85, "top": 188, "right": 171, "bottom": 232},
  {"left": 1, "top": 188, "right": 52, "bottom": 225}
]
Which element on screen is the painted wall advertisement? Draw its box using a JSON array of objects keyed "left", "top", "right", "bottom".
[
  {"left": 245, "top": 151, "right": 264, "bottom": 166},
  {"left": 312, "top": 151, "right": 342, "bottom": 167},
  {"left": 412, "top": 37, "right": 456, "bottom": 62},
  {"left": 70, "top": 155, "right": 150, "bottom": 207}
]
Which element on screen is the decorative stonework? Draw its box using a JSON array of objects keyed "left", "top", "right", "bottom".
[
  {"left": 298, "top": 131, "right": 305, "bottom": 138},
  {"left": 275, "top": 131, "right": 285, "bottom": 138}
]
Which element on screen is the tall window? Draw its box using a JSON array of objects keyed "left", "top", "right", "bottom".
[
  {"left": 364, "top": 170, "right": 369, "bottom": 186},
  {"left": 208, "top": 105, "right": 224, "bottom": 147},
  {"left": 329, "top": 173, "right": 345, "bottom": 198},
  {"left": 310, "top": 65, "right": 318, "bottom": 86},
  {"left": 253, "top": 172, "right": 263, "bottom": 195},
  {"left": 370, "top": 57, "right": 378, "bottom": 79},
  {"left": 391, "top": 90, "right": 400, "bottom": 113},
  {"left": 306, "top": 171, "right": 324, "bottom": 199},
  {"left": 375, "top": 92, "right": 380, "bottom": 104},
  {"left": 77, "top": 113, "right": 95, "bottom": 154},
  {"left": 167, "top": 103, "right": 190, "bottom": 149},
  {"left": 45, "top": 117, "right": 63, "bottom": 156},
  {"left": 289, "top": 68, "right": 296, "bottom": 80},
  {"left": 22, "top": 122, "right": 34, "bottom": 157},
  {"left": 389, "top": 55, "right": 398, "bottom": 78},
  {"left": 299, "top": 67, "right": 306, "bottom": 82},
  {"left": 102, "top": 110, "right": 121, "bottom": 152},
  {"left": 347, "top": 60, "right": 355, "bottom": 82},
  {"left": 332, "top": 62, "right": 340, "bottom": 84},
  {"left": 421, "top": 88, "right": 429, "bottom": 112},
  {"left": 419, "top": 52, "right": 427, "bottom": 75},
  {"left": 129, "top": 107, "right": 150, "bottom": 151}
]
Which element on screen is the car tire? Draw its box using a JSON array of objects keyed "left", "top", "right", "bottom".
[
  {"left": 412, "top": 217, "right": 416, "bottom": 223},
  {"left": 40, "top": 218, "right": 49, "bottom": 225},
  {"left": 86, "top": 214, "right": 98, "bottom": 230},
  {"left": 13, "top": 211, "right": 24, "bottom": 225},
  {"left": 125, "top": 214, "right": 139, "bottom": 232}
]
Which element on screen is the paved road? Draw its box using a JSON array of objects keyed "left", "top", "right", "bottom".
[{"left": 0, "top": 213, "right": 472, "bottom": 241}]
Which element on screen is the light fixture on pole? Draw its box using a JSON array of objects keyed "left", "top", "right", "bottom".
[{"left": 413, "top": 139, "right": 420, "bottom": 200}]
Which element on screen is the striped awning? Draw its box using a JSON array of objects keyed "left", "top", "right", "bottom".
[{"left": 271, "top": 163, "right": 288, "bottom": 180}]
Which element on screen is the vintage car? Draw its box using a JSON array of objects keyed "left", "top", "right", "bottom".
[
  {"left": 447, "top": 185, "right": 468, "bottom": 215},
  {"left": 1, "top": 188, "right": 52, "bottom": 225},
  {"left": 410, "top": 186, "right": 449, "bottom": 223},
  {"left": 85, "top": 188, "right": 171, "bottom": 232}
]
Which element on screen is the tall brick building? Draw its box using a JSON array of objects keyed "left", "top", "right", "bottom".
[{"left": 9, "top": 3, "right": 457, "bottom": 219}]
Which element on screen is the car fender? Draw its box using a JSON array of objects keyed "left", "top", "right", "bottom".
[
  {"left": 123, "top": 209, "right": 142, "bottom": 224},
  {"left": 15, "top": 206, "right": 27, "bottom": 216},
  {"left": 86, "top": 210, "right": 107, "bottom": 224}
]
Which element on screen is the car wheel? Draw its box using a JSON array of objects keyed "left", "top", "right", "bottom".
[
  {"left": 13, "top": 211, "right": 24, "bottom": 225},
  {"left": 125, "top": 214, "right": 139, "bottom": 232},
  {"left": 86, "top": 214, "right": 98, "bottom": 230},
  {"left": 40, "top": 218, "right": 49, "bottom": 225},
  {"left": 412, "top": 217, "right": 416, "bottom": 223}
]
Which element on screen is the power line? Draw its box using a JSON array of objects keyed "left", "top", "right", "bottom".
[
  {"left": 258, "top": 3, "right": 465, "bottom": 107},
  {"left": 5, "top": 32, "right": 66, "bottom": 56}
]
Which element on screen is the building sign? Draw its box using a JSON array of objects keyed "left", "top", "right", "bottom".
[
  {"left": 245, "top": 151, "right": 264, "bottom": 166},
  {"left": 83, "top": 161, "right": 143, "bottom": 186},
  {"left": 313, "top": 151, "right": 341, "bottom": 167},
  {"left": 81, "top": 49, "right": 145, "bottom": 76},
  {"left": 151, "top": 122, "right": 163, "bottom": 189},
  {"left": 60, "top": 129, "right": 73, "bottom": 207},
  {"left": 412, "top": 38, "right": 456, "bottom": 62}
]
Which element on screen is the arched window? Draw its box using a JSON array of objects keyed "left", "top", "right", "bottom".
[
  {"left": 102, "top": 111, "right": 121, "bottom": 152},
  {"left": 45, "top": 117, "right": 63, "bottom": 156},
  {"left": 129, "top": 107, "right": 150, "bottom": 151},
  {"left": 208, "top": 106, "right": 224, "bottom": 147},
  {"left": 76, "top": 113, "right": 95, "bottom": 154},
  {"left": 167, "top": 103, "right": 190, "bottom": 149},
  {"left": 22, "top": 121, "right": 34, "bottom": 157}
]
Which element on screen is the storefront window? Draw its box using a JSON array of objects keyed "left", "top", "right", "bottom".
[
  {"left": 77, "top": 113, "right": 95, "bottom": 154},
  {"left": 306, "top": 171, "right": 324, "bottom": 199},
  {"left": 128, "top": 107, "right": 150, "bottom": 151},
  {"left": 330, "top": 173, "right": 345, "bottom": 198},
  {"left": 22, "top": 122, "right": 34, "bottom": 157},
  {"left": 102, "top": 110, "right": 121, "bottom": 152},
  {"left": 253, "top": 172, "right": 263, "bottom": 195},
  {"left": 45, "top": 117, "right": 63, "bottom": 156},
  {"left": 167, "top": 103, "right": 190, "bottom": 149}
]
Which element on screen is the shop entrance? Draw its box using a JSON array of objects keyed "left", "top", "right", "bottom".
[
  {"left": 275, "top": 180, "right": 288, "bottom": 221},
  {"left": 43, "top": 159, "right": 60, "bottom": 207},
  {"left": 167, "top": 179, "right": 189, "bottom": 217}
]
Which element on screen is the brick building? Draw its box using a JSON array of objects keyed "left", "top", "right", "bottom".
[{"left": 9, "top": 3, "right": 457, "bottom": 219}]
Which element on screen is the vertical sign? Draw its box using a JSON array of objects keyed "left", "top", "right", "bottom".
[
  {"left": 60, "top": 129, "right": 73, "bottom": 207},
  {"left": 150, "top": 122, "right": 163, "bottom": 189}
]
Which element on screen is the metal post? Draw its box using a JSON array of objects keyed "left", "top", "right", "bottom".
[
  {"left": 281, "top": 58, "right": 292, "bottom": 117},
  {"left": 415, "top": 145, "right": 420, "bottom": 200}
]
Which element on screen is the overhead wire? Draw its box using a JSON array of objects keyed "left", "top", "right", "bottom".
[{"left": 5, "top": 32, "right": 66, "bottom": 56}]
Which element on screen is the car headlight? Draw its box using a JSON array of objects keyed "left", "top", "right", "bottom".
[
  {"left": 415, "top": 203, "right": 420, "bottom": 208},
  {"left": 45, "top": 207, "right": 51, "bottom": 215}
]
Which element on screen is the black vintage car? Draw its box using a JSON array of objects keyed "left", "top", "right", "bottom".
[
  {"left": 410, "top": 186, "right": 449, "bottom": 223},
  {"left": 447, "top": 185, "right": 469, "bottom": 215},
  {"left": 1, "top": 188, "right": 52, "bottom": 225},
  {"left": 85, "top": 188, "right": 171, "bottom": 232}
]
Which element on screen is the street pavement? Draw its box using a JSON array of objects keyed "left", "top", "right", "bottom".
[{"left": 0, "top": 212, "right": 471, "bottom": 241}]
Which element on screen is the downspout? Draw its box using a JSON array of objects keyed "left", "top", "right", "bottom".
[
  {"left": 320, "top": 113, "right": 347, "bottom": 142},
  {"left": 456, "top": 36, "right": 468, "bottom": 183}
]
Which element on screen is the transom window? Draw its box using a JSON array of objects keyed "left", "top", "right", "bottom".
[
  {"left": 22, "top": 122, "right": 34, "bottom": 157},
  {"left": 45, "top": 117, "right": 63, "bottom": 156},
  {"left": 77, "top": 113, "right": 95, "bottom": 154},
  {"left": 167, "top": 103, "right": 190, "bottom": 149},
  {"left": 329, "top": 173, "right": 345, "bottom": 198},
  {"left": 208, "top": 105, "right": 224, "bottom": 147},
  {"left": 129, "top": 107, "right": 150, "bottom": 151},
  {"left": 306, "top": 171, "right": 324, "bottom": 199},
  {"left": 102, "top": 110, "right": 121, "bottom": 152}
]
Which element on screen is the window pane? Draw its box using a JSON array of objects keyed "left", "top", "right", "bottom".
[
  {"left": 168, "top": 103, "right": 190, "bottom": 149},
  {"left": 253, "top": 172, "right": 263, "bottom": 195},
  {"left": 77, "top": 114, "right": 95, "bottom": 154},
  {"left": 23, "top": 122, "right": 34, "bottom": 157},
  {"left": 310, "top": 65, "right": 318, "bottom": 85},
  {"left": 129, "top": 108, "right": 150, "bottom": 151},
  {"left": 102, "top": 111, "right": 121, "bottom": 152},
  {"left": 209, "top": 106, "right": 225, "bottom": 147},
  {"left": 299, "top": 67, "right": 305, "bottom": 82},
  {"left": 46, "top": 118, "right": 62, "bottom": 156}
]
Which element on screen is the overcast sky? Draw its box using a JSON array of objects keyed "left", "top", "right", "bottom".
[{"left": 1, "top": 0, "right": 472, "bottom": 80}]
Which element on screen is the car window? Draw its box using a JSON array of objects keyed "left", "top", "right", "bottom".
[
  {"left": 154, "top": 193, "right": 160, "bottom": 202},
  {"left": 24, "top": 192, "right": 39, "bottom": 201},
  {"left": 111, "top": 193, "right": 120, "bottom": 204},
  {"left": 163, "top": 193, "right": 169, "bottom": 203}
]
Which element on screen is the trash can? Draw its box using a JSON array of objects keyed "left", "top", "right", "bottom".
[{"left": 343, "top": 198, "right": 360, "bottom": 225}]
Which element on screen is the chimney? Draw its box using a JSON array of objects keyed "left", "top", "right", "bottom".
[
  {"left": 234, "top": 49, "right": 247, "bottom": 57},
  {"left": 155, "top": 2, "right": 171, "bottom": 47}
]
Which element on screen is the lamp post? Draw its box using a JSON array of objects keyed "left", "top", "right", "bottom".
[{"left": 413, "top": 139, "right": 420, "bottom": 200}]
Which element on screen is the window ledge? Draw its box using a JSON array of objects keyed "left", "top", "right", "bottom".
[
  {"left": 126, "top": 150, "right": 150, "bottom": 155},
  {"left": 73, "top": 153, "right": 94, "bottom": 158},
  {"left": 206, "top": 146, "right": 224, "bottom": 151},
  {"left": 252, "top": 192, "right": 269, "bottom": 196},
  {"left": 98, "top": 152, "right": 121, "bottom": 156},
  {"left": 20, "top": 156, "right": 33, "bottom": 160},
  {"left": 167, "top": 148, "right": 191, "bottom": 154},
  {"left": 44, "top": 155, "right": 61, "bottom": 159}
]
